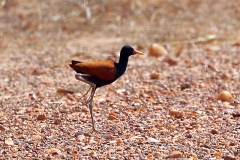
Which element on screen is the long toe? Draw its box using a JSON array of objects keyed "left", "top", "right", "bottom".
[{"left": 85, "top": 97, "right": 92, "bottom": 104}]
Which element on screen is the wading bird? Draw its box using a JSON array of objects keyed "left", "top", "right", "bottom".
[{"left": 69, "top": 45, "right": 144, "bottom": 130}]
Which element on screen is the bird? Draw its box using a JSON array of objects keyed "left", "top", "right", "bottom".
[{"left": 69, "top": 45, "right": 144, "bottom": 130}]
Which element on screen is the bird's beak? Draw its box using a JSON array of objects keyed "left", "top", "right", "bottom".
[{"left": 134, "top": 49, "right": 144, "bottom": 55}]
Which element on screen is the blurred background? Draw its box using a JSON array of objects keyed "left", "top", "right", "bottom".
[
  {"left": 1, "top": 0, "right": 240, "bottom": 52},
  {"left": 1, "top": 0, "right": 240, "bottom": 98}
]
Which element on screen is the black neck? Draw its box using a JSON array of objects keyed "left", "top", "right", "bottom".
[
  {"left": 114, "top": 55, "right": 129, "bottom": 80},
  {"left": 119, "top": 54, "right": 129, "bottom": 66}
]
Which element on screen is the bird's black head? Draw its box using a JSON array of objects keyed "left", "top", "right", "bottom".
[
  {"left": 120, "top": 45, "right": 144, "bottom": 58},
  {"left": 116, "top": 45, "right": 144, "bottom": 80}
]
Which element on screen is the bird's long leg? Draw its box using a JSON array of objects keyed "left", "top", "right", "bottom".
[
  {"left": 88, "top": 89, "right": 96, "bottom": 130},
  {"left": 78, "top": 86, "right": 91, "bottom": 100},
  {"left": 75, "top": 73, "right": 97, "bottom": 130},
  {"left": 75, "top": 73, "right": 95, "bottom": 103},
  {"left": 85, "top": 84, "right": 96, "bottom": 130}
]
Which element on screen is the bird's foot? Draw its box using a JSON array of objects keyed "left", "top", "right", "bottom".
[
  {"left": 80, "top": 97, "right": 91, "bottom": 105},
  {"left": 90, "top": 128, "right": 100, "bottom": 135},
  {"left": 78, "top": 86, "right": 91, "bottom": 101}
]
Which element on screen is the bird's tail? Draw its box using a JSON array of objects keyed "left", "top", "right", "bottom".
[
  {"left": 69, "top": 60, "right": 83, "bottom": 73},
  {"left": 69, "top": 60, "right": 81, "bottom": 67}
]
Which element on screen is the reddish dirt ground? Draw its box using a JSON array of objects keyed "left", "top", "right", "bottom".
[{"left": 0, "top": 0, "right": 239, "bottom": 159}]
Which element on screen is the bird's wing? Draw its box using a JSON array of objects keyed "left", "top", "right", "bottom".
[{"left": 70, "top": 60, "right": 117, "bottom": 81}]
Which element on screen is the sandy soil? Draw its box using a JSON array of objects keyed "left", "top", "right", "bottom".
[{"left": 0, "top": 0, "right": 239, "bottom": 159}]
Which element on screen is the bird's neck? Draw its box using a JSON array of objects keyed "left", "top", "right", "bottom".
[
  {"left": 115, "top": 56, "right": 129, "bottom": 80},
  {"left": 118, "top": 55, "right": 129, "bottom": 66}
]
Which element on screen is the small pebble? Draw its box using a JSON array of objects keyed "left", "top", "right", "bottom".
[
  {"left": 232, "top": 110, "right": 240, "bottom": 117},
  {"left": 147, "top": 137, "right": 160, "bottom": 143},
  {"left": 4, "top": 138, "right": 14, "bottom": 146},
  {"left": 29, "top": 93, "right": 36, "bottom": 100},
  {"left": 14, "top": 141, "right": 19, "bottom": 145},
  {"left": 168, "top": 125, "right": 177, "bottom": 130},
  {"left": 233, "top": 41, "right": 240, "bottom": 46},
  {"left": 33, "top": 104, "right": 41, "bottom": 108},
  {"left": 147, "top": 154, "right": 153, "bottom": 159},
  {"left": 217, "top": 91, "right": 233, "bottom": 102},
  {"left": 229, "top": 141, "right": 237, "bottom": 146},
  {"left": 168, "top": 151, "right": 182, "bottom": 158},
  {"left": 211, "top": 129, "right": 219, "bottom": 134},
  {"left": 82, "top": 108, "right": 89, "bottom": 113},
  {"left": 109, "top": 111, "right": 116, "bottom": 116},
  {"left": 32, "top": 134, "right": 44, "bottom": 141},
  {"left": 150, "top": 72, "right": 159, "bottom": 79},
  {"left": 162, "top": 57, "right": 178, "bottom": 66},
  {"left": 148, "top": 43, "right": 168, "bottom": 57},
  {"left": 104, "top": 134, "right": 114, "bottom": 140},
  {"left": 186, "top": 133, "right": 193, "bottom": 138},
  {"left": 54, "top": 119, "right": 61, "bottom": 125},
  {"left": 169, "top": 109, "right": 185, "bottom": 118},
  {"left": 89, "top": 151, "right": 95, "bottom": 156},
  {"left": 116, "top": 138, "right": 123, "bottom": 146},
  {"left": 36, "top": 114, "right": 47, "bottom": 120},
  {"left": 76, "top": 135, "right": 85, "bottom": 142},
  {"left": 0, "top": 125, "right": 6, "bottom": 131},
  {"left": 108, "top": 115, "right": 117, "bottom": 120},
  {"left": 56, "top": 88, "right": 74, "bottom": 94},
  {"left": 214, "top": 151, "right": 221, "bottom": 157},
  {"left": 47, "top": 148, "right": 62, "bottom": 156},
  {"left": 181, "top": 82, "right": 192, "bottom": 90}
]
